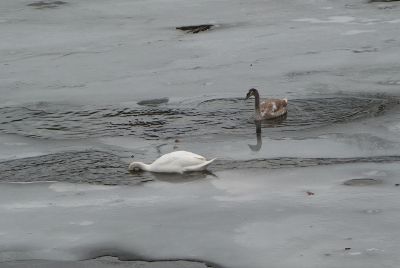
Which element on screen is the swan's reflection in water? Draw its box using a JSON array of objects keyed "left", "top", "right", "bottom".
[
  {"left": 248, "top": 114, "right": 288, "bottom": 152},
  {"left": 129, "top": 169, "right": 216, "bottom": 183},
  {"left": 152, "top": 171, "right": 216, "bottom": 183},
  {"left": 248, "top": 121, "right": 262, "bottom": 151}
]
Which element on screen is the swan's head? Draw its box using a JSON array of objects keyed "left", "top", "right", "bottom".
[
  {"left": 128, "top": 162, "right": 145, "bottom": 172},
  {"left": 245, "top": 88, "right": 258, "bottom": 100}
]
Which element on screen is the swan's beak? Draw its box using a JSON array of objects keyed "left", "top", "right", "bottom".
[{"left": 245, "top": 93, "right": 251, "bottom": 100}]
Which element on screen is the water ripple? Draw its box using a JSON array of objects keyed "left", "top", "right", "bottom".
[
  {"left": 0, "top": 94, "right": 398, "bottom": 140},
  {"left": 1, "top": 151, "right": 400, "bottom": 185}
]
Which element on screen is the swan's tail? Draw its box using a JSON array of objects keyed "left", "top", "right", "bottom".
[{"left": 183, "top": 158, "right": 216, "bottom": 172}]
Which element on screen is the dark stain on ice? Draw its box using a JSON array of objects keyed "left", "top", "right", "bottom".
[
  {"left": 90, "top": 254, "right": 219, "bottom": 268},
  {"left": 1, "top": 151, "right": 400, "bottom": 185},
  {"left": 8, "top": 237, "right": 220, "bottom": 267},
  {"left": 369, "top": 0, "right": 400, "bottom": 3},
  {"left": 0, "top": 256, "right": 216, "bottom": 268},
  {"left": 385, "top": 39, "right": 397, "bottom": 43},
  {"left": 343, "top": 178, "right": 382, "bottom": 186},
  {"left": 352, "top": 47, "right": 378, "bottom": 53},
  {"left": 305, "top": 51, "right": 320, "bottom": 55},
  {"left": 176, "top": 24, "right": 214, "bottom": 34},
  {"left": 0, "top": 93, "right": 398, "bottom": 140},
  {"left": 70, "top": 245, "right": 222, "bottom": 268},
  {"left": 27, "top": 1, "right": 67, "bottom": 9},
  {"left": 137, "top": 98, "right": 169, "bottom": 106}
]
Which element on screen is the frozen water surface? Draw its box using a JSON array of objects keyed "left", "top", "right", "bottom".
[
  {"left": 1, "top": 0, "right": 400, "bottom": 267},
  {"left": 1, "top": 164, "right": 400, "bottom": 268}
]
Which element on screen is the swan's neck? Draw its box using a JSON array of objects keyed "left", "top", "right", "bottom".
[
  {"left": 253, "top": 90, "right": 261, "bottom": 120},
  {"left": 139, "top": 162, "right": 152, "bottom": 171},
  {"left": 129, "top": 162, "right": 152, "bottom": 172}
]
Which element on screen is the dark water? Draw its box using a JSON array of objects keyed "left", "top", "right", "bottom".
[
  {"left": 0, "top": 94, "right": 398, "bottom": 140},
  {"left": 1, "top": 150, "right": 400, "bottom": 184},
  {"left": 1, "top": 93, "right": 399, "bottom": 184},
  {"left": 0, "top": 151, "right": 136, "bottom": 185}
]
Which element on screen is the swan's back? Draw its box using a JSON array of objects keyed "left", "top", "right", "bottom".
[
  {"left": 150, "top": 151, "right": 208, "bottom": 172},
  {"left": 260, "top": 98, "right": 288, "bottom": 119}
]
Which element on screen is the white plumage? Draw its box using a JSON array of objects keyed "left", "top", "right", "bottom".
[{"left": 128, "top": 151, "right": 216, "bottom": 174}]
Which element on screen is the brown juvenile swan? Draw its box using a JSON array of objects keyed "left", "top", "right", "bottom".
[{"left": 245, "top": 88, "right": 288, "bottom": 120}]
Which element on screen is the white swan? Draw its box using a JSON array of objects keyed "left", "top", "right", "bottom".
[{"left": 128, "top": 151, "right": 216, "bottom": 174}]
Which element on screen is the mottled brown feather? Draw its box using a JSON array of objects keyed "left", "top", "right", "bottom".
[{"left": 260, "top": 99, "right": 288, "bottom": 119}]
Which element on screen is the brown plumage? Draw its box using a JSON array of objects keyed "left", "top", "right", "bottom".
[{"left": 245, "top": 88, "right": 288, "bottom": 120}]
